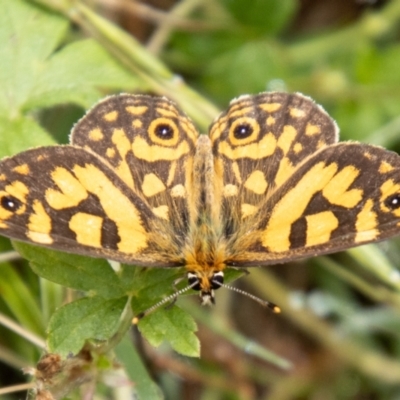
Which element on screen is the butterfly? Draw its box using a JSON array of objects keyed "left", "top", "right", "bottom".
[{"left": 1, "top": 92, "right": 400, "bottom": 310}]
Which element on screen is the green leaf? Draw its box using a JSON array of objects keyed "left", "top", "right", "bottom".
[
  {"left": 115, "top": 336, "right": 163, "bottom": 400},
  {"left": 47, "top": 296, "right": 127, "bottom": 357},
  {"left": 138, "top": 306, "right": 200, "bottom": 357},
  {"left": 13, "top": 242, "right": 125, "bottom": 299},
  {"left": 124, "top": 266, "right": 243, "bottom": 357},
  {"left": 0, "top": 0, "right": 68, "bottom": 114},
  {"left": 204, "top": 41, "right": 287, "bottom": 103},
  {"left": 25, "top": 39, "right": 140, "bottom": 110},
  {"left": 0, "top": 0, "right": 140, "bottom": 157},
  {"left": 0, "top": 116, "right": 55, "bottom": 157},
  {"left": 223, "top": 0, "right": 297, "bottom": 34},
  {"left": 0, "top": 261, "right": 44, "bottom": 335},
  {"left": 356, "top": 44, "right": 400, "bottom": 86},
  {"left": 123, "top": 266, "right": 183, "bottom": 311},
  {"left": 121, "top": 266, "right": 200, "bottom": 357},
  {"left": 224, "top": 267, "right": 246, "bottom": 284}
]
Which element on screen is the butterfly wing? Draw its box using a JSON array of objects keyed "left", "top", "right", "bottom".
[
  {"left": 0, "top": 146, "right": 182, "bottom": 265},
  {"left": 0, "top": 95, "right": 200, "bottom": 267},
  {"left": 209, "top": 92, "right": 400, "bottom": 266},
  {"left": 210, "top": 92, "right": 339, "bottom": 236},
  {"left": 71, "top": 94, "right": 199, "bottom": 234},
  {"left": 228, "top": 142, "right": 400, "bottom": 265}
]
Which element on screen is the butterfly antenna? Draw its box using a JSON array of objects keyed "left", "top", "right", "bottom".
[
  {"left": 132, "top": 281, "right": 198, "bottom": 324},
  {"left": 217, "top": 282, "right": 281, "bottom": 313}
]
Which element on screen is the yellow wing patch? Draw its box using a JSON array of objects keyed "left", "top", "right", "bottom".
[
  {"left": 218, "top": 134, "right": 277, "bottom": 160},
  {"left": 322, "top": 165, "right": 363, "bottom": 208},
  {"left": 305, "top": 211, "right": 338, "bottom": 247},
  {"left": 46, "top": 167, "right": 88, "bottom": 209},
  {"left": 355, "top": 199, "right": 378, "bottom": 243},
  {"left": 132, "top": 137, "right": 190, "bottom": 162},
  {"left": 88, "top": 128, "right": 104, "bottom": 141},
  {"left": 142, "top": 173, "right": 166, "bottom": 197},
  {"left": 27, "top": 201, "right": 53, "bottom": 244},
  {"left": 262, "top": 162, "right": 338, "bottom": 252},
  {"left": 72, "top": 163, "right": 148, "bottom": 253},
  {"left": 69, "top": 213, "right": 103, "bottom": 247},
  {"left": 244, "top": 171, "right": 268, "bottom": 194}
]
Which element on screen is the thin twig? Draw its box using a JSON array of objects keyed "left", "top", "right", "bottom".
[
  {"left": 0, "top": 250, "right": 21, "bottom": 263},
  {"left": 0, "top": 343, "right": 28, "bottom": 369},
  {"left": 147, "top": 0, "right": 207, "bottom": 55},
  {"left": 97, "top": 0, "right": 223, "bottom": 31},
  {"left": 0, "top": 312, "right": 46, "bottom": 349},
  {"left": 0, "top": 382, "right": 35, "bottom": 395}
]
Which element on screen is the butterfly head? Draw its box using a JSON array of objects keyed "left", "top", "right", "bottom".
[{"left": 187, "top": 270, "right": 224, "bottom": 305}]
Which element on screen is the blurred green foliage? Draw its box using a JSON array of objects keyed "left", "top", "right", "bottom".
[{"left": 1, "top": 0, "right": 400, "bottom": 399}]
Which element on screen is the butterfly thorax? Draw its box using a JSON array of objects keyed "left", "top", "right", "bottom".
[
  {"left": 182, "top": 134, "right": 227, "bottom": 304},
  {"left": 183, "top": 229, "right": 227, "bottom": 305}
]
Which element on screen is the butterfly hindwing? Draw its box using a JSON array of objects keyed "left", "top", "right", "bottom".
[{"left": 209, "top": 92, "right": 339, "bottom": 235}]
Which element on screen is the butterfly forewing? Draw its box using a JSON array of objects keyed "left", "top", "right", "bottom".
[{"left": 0, "top": 145, "right": 181, "bottom": 266}]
